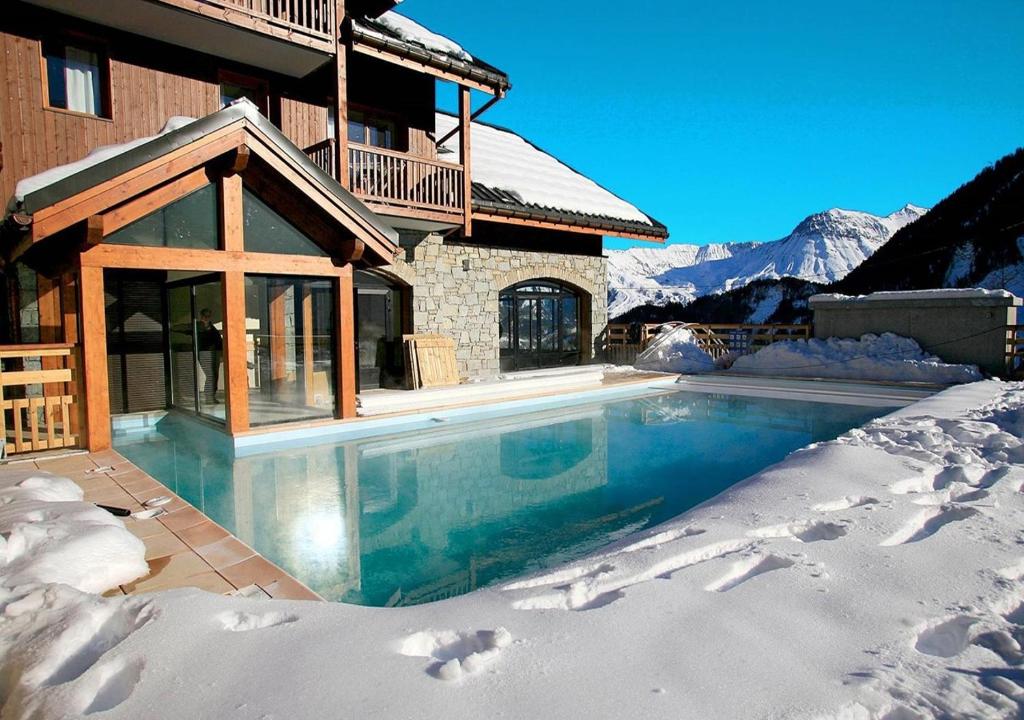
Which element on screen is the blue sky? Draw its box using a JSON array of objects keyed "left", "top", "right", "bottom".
[{"left": 403, "top": 0, "right": 1024, "bottom": 250}]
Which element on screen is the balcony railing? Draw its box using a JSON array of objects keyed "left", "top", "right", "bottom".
[
  {"left": 196, "top": 0, "right": 335, "bottom": 42},
  {"left": 303, "top": 140, "right": 465, "bottom": 217}
]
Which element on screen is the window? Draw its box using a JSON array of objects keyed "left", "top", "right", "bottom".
[
  {"left": 219, "top": 70, "right": 268, "bottom": 115},
  {"left": 242, "top": 187, "right": 327, "bottom": 257},
  {"left": 105, "top": 185, "right": 218, "bottom": 249},
  {"left": 42, "top": 39, "right": 109, "bottom": 117},
  {"left": 347, "top": 110, "right": 396, "bottom": 149}
]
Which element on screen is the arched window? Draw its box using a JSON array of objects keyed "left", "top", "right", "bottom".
[{"left": 499, "top": 280, "right": 582, "bottom": 372}]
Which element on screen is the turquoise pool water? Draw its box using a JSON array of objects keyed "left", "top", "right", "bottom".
[{"left": 114, "top": 389, "right": 891, "bottom": 606}]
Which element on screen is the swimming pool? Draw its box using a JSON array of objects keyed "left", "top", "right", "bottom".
[{"left": 113, "top": 385, "right": 905, "bottom": 606}]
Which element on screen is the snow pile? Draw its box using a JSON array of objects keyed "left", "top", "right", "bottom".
[
  {"left": 0, "top": 469, "right": 146, "bottom": 594},
  {"left": 374, "top": 12, "right": 474, "bottom": 62},
  {"left": 634, "top": 325, "right": 717, "bottom": 374},
  {"left": 811, "top": 287, "right": 1017, "bottom": 303},
  {"left": 728, "top": 333, "right": 983, "bottom": 384},
  {"left": 436, "top": 113, "right": 655, "bottom": 227}
]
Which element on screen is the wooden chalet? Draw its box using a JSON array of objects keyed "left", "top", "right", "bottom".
[{"left": 0, "top": 0, "right": 668, "bottom": 454}]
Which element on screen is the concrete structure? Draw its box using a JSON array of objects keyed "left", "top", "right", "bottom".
[{"left": 809, "top": 290, "right": 1021, "bottom": 376}]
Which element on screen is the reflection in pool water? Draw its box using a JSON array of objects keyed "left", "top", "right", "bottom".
[{"left": 114, "top": 390, "right": 887, "bottom": 606}]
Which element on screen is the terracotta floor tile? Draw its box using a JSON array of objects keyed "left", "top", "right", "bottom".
[
  {"left": 125, "top": 517, "right": 170, "bottom": 540},
  {"left": 181, "top": 571, "right": 236, "bottom": 595},
  {"left": 194, "top": 536, "right": 256, "bottom": 570},
  {"left": 143, "top": 531, "right": 190, "bottom": 561},
  {"left": 219, "top": 555, "right": 286, "bottom": 589},
  {"left": 122, "top": 552, "right": 213, "bottom": 594},
  {"left": 84, "top": 488, "right": 141, "bottom": 511},
  {"left": 37, "top": 454, "right": 97, "bottom": 474},
  {"left": 159, "top": 506, "right": 207, "bottom": 533},
  {"left": 131, "top": 488, "right": 187, "bottom": 512},
  {"left": 75, "top": 475, "right": 119, "bottom": 493},
  {"left": 113, "top": 469, "right": 158, "bottom": 490},
  {"left": 177, "top": 521, "right": 230, "bottom": 550},
  {"left": 261, "top": 576, "right": 321, "bottom": 601}
]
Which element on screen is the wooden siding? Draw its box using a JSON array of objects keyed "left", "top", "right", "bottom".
[{"left": 0, "top": 9, "right": 335, "bottom": 205}]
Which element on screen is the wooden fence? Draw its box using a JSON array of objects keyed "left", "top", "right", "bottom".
[
  {"left": 0, "top": 344, "right": 80, "bottom": 455},
  {"left": 604, "top": 322, "right": 812, "bottom": 365},
  {"left": 1006, "top": 324, "right": 1024, "bottom": 379}
]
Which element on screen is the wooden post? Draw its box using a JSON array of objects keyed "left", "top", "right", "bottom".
[
  {"left": 336, "top": 265, "right": 356, "bottom": 418},
  {"left": 221, "top": 271, "right": 250, "bottom": 434},
  {"left": 335, "top": 0, "right": 348, "bottom": 187},
  {"left": 302, "top": 283, "right": 315, "bottom": 406},
  {"left": 36, "top": 275, "right": 63, "bottom": 429},
  {"left": 60, "top": 273, "right": 80, "bottom": 435},
  {"left": 269, "top": 285, "right": 288, "bottom": 383},
  {"left": 459, "top": 85, "right": 472, "bottom": 236},
  {"left": 78, "top": 265, "right": 110, "bottom": 451},
  {"left": 219, "top": 173, "right": 250, "bottom": 434}
]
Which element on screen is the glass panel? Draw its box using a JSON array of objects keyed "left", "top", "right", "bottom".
[
  {"left": 194, "top": 280, "right": 225, "bottom": 422},
  {"left": 242, "top": 188, "right": 328, "bottom": 257},
  {"left": 561, "top": 297, "right": 578, "bottom": 351},
  {"left": 498, "top": 296, "right": 513, "bottom": 350},
  {"left": 167, "top": 285, "right": 196, "bottom": 413},
  {"left": 538, "top": 297, "right": 556, "bottom": 351},
  {"left": 246, "top": 275, "right": 336, "bottom": 426},
  {"left": 106, "top": 185, "right": 218, "bottom": 249},
  {"left": 44, "top": 45, "right": 68, "bottom": 110},
  {"left": 517, "top": 299, "right": 533, "bottom": 352},
  {"left": 45, "top": 42, "right": 104, "bottom": 115},
  {"left": 348, "top": 111, "right": 366, "bottom": 143}
]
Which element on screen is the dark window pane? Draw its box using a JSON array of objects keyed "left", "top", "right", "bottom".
[
  {"left": 561, "top": 297, "right": 578, "bottom": 351},
  {"left": 243, "top": 188, "right": 328, "bottom": 257},
  {"left": 44, "top": 41, "right": 105, "bottom": 116},
  {"left": 106, "top": 185, "right": 218, "bottom": 249}
]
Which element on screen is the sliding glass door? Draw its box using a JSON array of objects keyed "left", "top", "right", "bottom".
[
  {"left": 245, "top": 275, "right": 336, "bottom": 427},
  {"left": 166, "top": 275, "right": 225, "bottom": 423}
]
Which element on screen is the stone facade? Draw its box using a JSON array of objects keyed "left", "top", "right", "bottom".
[{"left": 379, "top": 225, "right": 608, "bottom": 379}]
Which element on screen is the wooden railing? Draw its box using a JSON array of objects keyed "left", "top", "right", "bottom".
[
  {"left": 604, "top": 322, "right": 812, "bottom": 365},
  {"left": 202, "top": 0, "right": 335, "bottom": 41},
  {"left": 303, "top": 138, "right": 336, "bottom": 179},
  {"left": 0, "top": 344, "right": 80, "bottom": 455},
  {"left": 348, "top": 144, "right": 465, "bottom": 215}
]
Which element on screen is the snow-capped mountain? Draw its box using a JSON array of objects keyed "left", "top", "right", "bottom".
[{"left": 607, "top": 204, "right": 928, "bottom": 319}]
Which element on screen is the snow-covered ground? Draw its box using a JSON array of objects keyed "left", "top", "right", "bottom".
[{"left": 3, "top": 381, "right": 1024, "bottom": 719}]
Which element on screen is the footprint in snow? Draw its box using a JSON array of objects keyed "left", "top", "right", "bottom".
[
  {"left": 880, "top": 504, "right": 979, "bottom": 546},
  {"left": 217, "top": 610, "right": 298, "bottom": 632},
  {"left": 705, "top": 553, "right": 795, "bottom": 593},
  {"left": 812, "top": 496, "right": 879, "bottom": 512},
  {"left": 399, "top": 628, "right": 513, "bottom": 681},
  {"left": 749, "top": 519, "right": 848, "bottom": 543}
]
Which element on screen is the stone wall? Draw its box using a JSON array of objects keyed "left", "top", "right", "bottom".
[{"left": 380, "top": 225, "right": 608, "bottom": 380}]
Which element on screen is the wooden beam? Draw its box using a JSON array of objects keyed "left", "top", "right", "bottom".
[
  {"left": 77, "top": 265, "right": 110, "bottom": 451},
  {"left": 472, "top": 210, "right": 668, "bottom": 243},
  {"left": 28, "top": 125, "right": 247, "bottom": 245},
  {"left": 302, "top": 284, "right": 315, "bottom": 407},
  {"left": 101, "top": 167, "right": 212, "bottom": 237},
  {"left": 219, "top": 173, "right": 244, "bottom": 252},
  {"left": 269, "top": 284, "right": 288, "bottom": 383},
  {"left": 85, "top": 216, "right": 105, "bottom": 247},
  {"left": 81, "top": 244, "right": 348, "bottom": 276},
  {"left": 221, "top": 271, "right": 250, "bottom": 434},
  {"left": 336, "top": 266, "right": 357, "bottom": 419},
  {"left": 459, "top": 86, "right": 472, "bottom": 237},
  {"left": 335, "top": 0, "right": 349, "bottom": 189},
  {"left": 227, "top": 145, "right": 251, "bottom": 175},
  {"left": 60, "top": 273, "right": 81, "bottom": 436}
]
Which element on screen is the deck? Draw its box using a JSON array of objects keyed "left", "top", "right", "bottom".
[{"left": 27, "top": 449, "right": 321, "bottom": 601}]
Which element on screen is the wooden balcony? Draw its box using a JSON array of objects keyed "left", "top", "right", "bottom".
[
  {"left": 24, "top": 0, "right": 336, "bottom": 76},
  {"left": 194, "top": 0, "right": 336, "bottom": 47},
  {"left": 303, "top": 139, "right": 466, "bottom": 222}
]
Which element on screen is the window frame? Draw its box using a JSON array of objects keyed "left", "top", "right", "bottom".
[
  {"left": 218, "top": 69, "right": 269, "bottom": 116},
  {"left": 346, "top": 104, "right": 405, "bottom": 151},
  {"left": 40, "top": 33, "right": 112, "bottom": 120}
]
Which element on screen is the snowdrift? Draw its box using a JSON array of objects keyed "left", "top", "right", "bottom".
[
  {"left": 633, "top": 326, "right": 718, "bottom": 373},
  {"left": 729, "top": 333, "right": 983, "bottom": 384}
]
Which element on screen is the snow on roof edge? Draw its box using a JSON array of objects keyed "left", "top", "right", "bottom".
[
  {"left": 811, "top": 288, "right": 1020, "bottom": 303},
  {"left": 436, "top": 110, "right": 667, "bottom": 236}
]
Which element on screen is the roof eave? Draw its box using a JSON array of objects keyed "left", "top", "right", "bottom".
[
  {"left": 350, "top": 23, "right": 510, "bottom": 95},
  {"left": 473, "top": 200, "right": 669, "bottom": 242}
]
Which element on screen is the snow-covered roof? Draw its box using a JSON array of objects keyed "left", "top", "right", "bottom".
[
  {"left": 351, "top": 12, "right": 509, "bottom": 94},
  {"left": 436, "top": 112, "right": 668, "bottom": 240},
  {"left": 811, "top": 288, "right": 1020, "bottom": 304}
]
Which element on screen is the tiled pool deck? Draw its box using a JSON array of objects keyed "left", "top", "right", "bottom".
[{"left": 29, "top": 449, "right": 322, "bottom": 601}]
